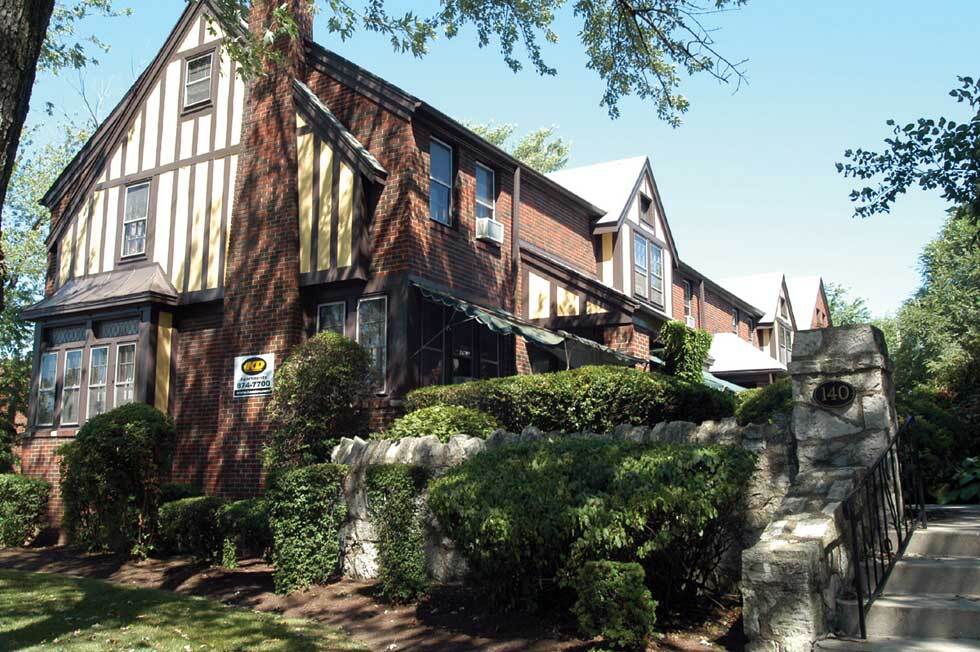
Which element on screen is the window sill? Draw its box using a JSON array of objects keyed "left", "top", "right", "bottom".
[
  {"left": 118, "top": 254, "right": 148, "bottom": 266},
  {"left": 181, "top": 101, "right": 214, "bottom": 119}
]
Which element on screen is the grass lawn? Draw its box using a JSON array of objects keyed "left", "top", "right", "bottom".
[{"left": 0, "top": 569, "right": 366, "bottom": 651}]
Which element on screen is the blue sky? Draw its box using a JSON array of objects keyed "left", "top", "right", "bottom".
[{"left": 28, "top": 1, "right": 979, "bottom": 315}]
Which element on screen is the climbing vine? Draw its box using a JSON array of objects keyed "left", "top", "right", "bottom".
[{"left": 660, "top": 320, "right": 712, "bottom": 383}]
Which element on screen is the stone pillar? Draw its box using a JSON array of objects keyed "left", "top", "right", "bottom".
[{"left": 790, "top": 325, "right": 897, "bottom": 474}]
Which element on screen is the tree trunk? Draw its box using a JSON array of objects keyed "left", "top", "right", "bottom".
[{"left": 0, "top": 0, "right": 55, "bottom": 311}]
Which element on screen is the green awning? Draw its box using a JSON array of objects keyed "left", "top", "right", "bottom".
[
  {"left": 702, "top": 371, "right": 746, "bottom": 393},
  {"left": 412, "top": 281, "right": 643, "bottom": 368}
]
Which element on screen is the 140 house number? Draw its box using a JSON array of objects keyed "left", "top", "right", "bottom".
[{"left": 813, "top": 380, "right": 856, "bottom": 408}]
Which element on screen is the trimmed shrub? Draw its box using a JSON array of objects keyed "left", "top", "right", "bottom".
[
  {"left": 660, "top": 320, "right": 713, "bottom": 383},
  {"left": 268, "top": 463, "right": 348, "bottom": 594},
  {"left": 59, "top": 403, "right": 174, "bottom": 557},
  {"left": 366, "top": 465, "right": 429, "bottom": 602},
  {"left": 405, "top": 366, "right": 734, "bottom": 434},
  {"left": 218, "top": 498, "right": 272, "bottom": 566},
  {"left": 266, "top": 331, "right": 374, "bottom": 469},
  {"left": 566, "top": 561, "right": 657, "bottom": 651},
  {"left": 160, "top": 482, "right": 202, "bottom": 504},
  {"left": 375, "top": 406, "right": 502, "bottom": 442},
  {"left": 735, "top": 378, "right": 793, "bottom": 426},
  {"left": 0, "top": 474, "right": 50, "bottom": 547},
  {"left": 428, "top": 438, "right": 754, "bottom": 613},
  {"left": 158, "top": 496, "right": 225, "bottom": 561}
]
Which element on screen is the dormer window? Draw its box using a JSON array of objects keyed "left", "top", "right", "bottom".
[
  {"left": 184, "top": 52, "right": 213, "bottom": 110},
  {"left": 640, "top": 193, "right": 654, "bottom": 225}
]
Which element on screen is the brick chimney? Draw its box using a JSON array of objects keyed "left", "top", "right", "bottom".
[{"left": 210, "top": 0, "right": 313, "bottom": 496}]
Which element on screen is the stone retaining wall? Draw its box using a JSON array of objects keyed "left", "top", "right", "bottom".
[{"left": 331, "top": 416, "right": 793, "bottom": 584}]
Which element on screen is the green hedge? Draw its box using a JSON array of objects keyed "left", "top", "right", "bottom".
[
  {"left": 735, "top": 378, "right": 793, "bottom": 426},
  {"left": 427, "top": 438, "right": 754, "bottom": 613},
  {"left": 406, "top": 366, "right": 734, "bottom": 434},
  {"left": 900, "top": 387, "right": 978, "bottom": 500},
  {"left": 59, "top": 404, "right": 175, "bottom": 557},
  {"left": 566, "top": 561, "right": 657, "bottom": 651},
  {"left": 268, "top": 464, "right": 348, "bottom": 594},
  {"left": 218, "top": 498, "right": 272, "bottom": 566},
  {"left": 0, "top": 474, "right": 51, "bottom": 547},
  {"left": 366, "top": 465, "right": 429, "bottom": 602},
  {"left": 375, "top": 406, "right": 502, "bottom": 442},
  {"left": 160, "top": 483, "right": 202, "bottom": 504},
  {"left": 158, "top": 496, "right": 225, "bottom": 561}
]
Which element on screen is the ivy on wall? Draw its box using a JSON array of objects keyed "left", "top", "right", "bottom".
[
  {"left": 365, "top": 464, "right": 431, "bottom": 602},
  {"left": 660, "top": 321, "right": 712, "bottom": 383}
]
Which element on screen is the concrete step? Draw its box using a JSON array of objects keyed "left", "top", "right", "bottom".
[
  {"left": 905, "top": 527, "right": 980, "bottom": 558},
  {"left": 885, "top": 558, "right": 980, "bottom": 595},
  {"left": 838, "top": 594, "right": 980, "bottom": 639},
  {"left": 816, "top": 637, "right": 980, "bottom": 651}
]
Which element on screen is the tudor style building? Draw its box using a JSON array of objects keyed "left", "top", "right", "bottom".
[{"left": 20, "top": 0, "right": 831, "bottom": 506}]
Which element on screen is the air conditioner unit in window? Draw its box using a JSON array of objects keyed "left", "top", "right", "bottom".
[
  {"left": 685, "top": 315, "right": 697, "bottom": 328},
  {"left": 475, "top": 217, "right": 504, "bottom": 244}
]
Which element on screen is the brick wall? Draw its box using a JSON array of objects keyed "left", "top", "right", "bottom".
[{"left": 17, "top": 437, "right": 65, "bottom": 526}]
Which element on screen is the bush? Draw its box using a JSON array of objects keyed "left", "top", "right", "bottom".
[
  {"left": 660, "top": 320, "right": 713, "bottom": 383},
  {"left": 158, "top": 496, "right": 225, "bottom": 561},
  {"left": 218, "top": 498, "right": 272, "bottom": 566},
  {"left": 268, "top": 463, "right": 348, "bottom": 593},
  {"left": 428, "top": 438, "right": 754, "bottom": 613},
  {"left": 735, "top": 378, "right": 793, "bottom": 426},
  {"left": 266, "top": 332, "right": 374, "bottom": 470},
  {"left": 0, "top": 474, "right": 50, "bottom": 547},
  {"left": 366, "top": 465, "right": 429, "bottom": 602},
  {"left": 59, "top": 404, "right": 174, "bottom": 557},
  {"left": 939, "top": 457, "right": 980, "bottom": 504},
  {"left": 376, "top": 406, "right": 502, "bottom": 442},
  {"left": 160, "top": 482, "right": 202, "bottom": 504},
  {"left": 566, "top": 561, "right": 657, "bottom": 651},
  {"left": 899, "top": 387, "right": 977, "bottom": 500},
  {"left": 0, "top": 419, "right": 18, "bottom": 473},
  {"left": 406, "top": 366, "right": 734, "bottom": 434}
]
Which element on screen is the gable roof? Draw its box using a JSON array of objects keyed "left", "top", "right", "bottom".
[
  {"left": 786, "top": 276, "right": 824, "bottom": 327},
  {"left": 42, "top": 0, "right": 237, "bottom": 247},
  {"left": 718, "top": 273, "right": 792, "bottom": 324},
  {"left": 293, "top": 79, "right": 387, "bottom": 184}
]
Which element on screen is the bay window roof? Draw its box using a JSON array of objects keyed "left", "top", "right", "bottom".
[{"left": 23, "top": 264, "right": 178, "bottom": 321}]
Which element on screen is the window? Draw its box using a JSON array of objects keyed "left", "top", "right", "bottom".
[
  {"left": 429, "top": 139, "right": 453, "bottom": 225},
  {"left": 418, "top": 298, "right": 505, "bottom": 387},
  {"left": 780, "top": 297, "right": 789, "bottom": 320},
  {"left": 732, "top": 307, "right": 740, "bottom": 334},
  {"left": 115, "top": 343, "right": 136, "bottom": 406},
  {"left": 88, "top": 347, "right": 109, "bottom": 419},
  {"left": 122, "top": 183, "right": 149, "bottom": 258},
  {"left": 640, "top": 194, "right": 654, "bottom": 224},
  {"left": 317, "top": 302, "right": 346, "bottom": 336},
  {"left": 650, "top": 243, "right": 664, "bottom": 306},
  {"left": 479, "top": 326, "right": 500, "bottom": 379},
  {"left": 633, "top": 235, "right": 648, "bottom": 299},
  {"left": 61, "top": 349, "right": 83, "bottom": 425},
  {"left": 780, "top": 326, "right": 793, "bottom": 363},
  {"left": 184, "top": 52, "right": 213, "bottom": 109},
  {"left": 683, "top": 281, "right": 693, "bottom": 318},
  {"left": 45, "top": 325, "right": 86, "bottom": 347},
  {"left": 37, "top": 353, "right": 58, "bottom": 426},
  {"left": 475, "top": 163, "right": 495, "bottom": 221},
  {"left": 95, "top": 318, "right": 139, "bottom": 339},
  {"left": 357, "top": 297, "right": 388, "bottom": 391}
]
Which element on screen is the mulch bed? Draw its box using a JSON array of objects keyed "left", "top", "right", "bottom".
[{"left": 0, "top": 546, "right": 743, "bottom": 651}]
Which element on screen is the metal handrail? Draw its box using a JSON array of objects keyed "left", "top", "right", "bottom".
[{"left": 841, "top": 416, "right": 927, "bottom": 639}]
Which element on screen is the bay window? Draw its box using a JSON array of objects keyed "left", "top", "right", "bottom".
[
  {"left": 87, "top": 347, "right": 109, "bottom": 418},
  {"left": 115, "top": 343, "right": 136, "bottom": 406},
  {"left": 36, "top": 353, "right": 58, "bottom": 426},
  {"left": 633, "top": 233, "right": 665, "bottom": 307},
  {"left": 61, "top": 350, "right": 83, "bottom": 425},
  {"left": 633, "top": 235, "right": 648, "bottom": 299},
  {"left": 357, "top": 297, "right": 388, "bottom": 391}
]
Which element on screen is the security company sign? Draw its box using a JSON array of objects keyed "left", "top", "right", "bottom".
[{"left": 233, "top": 354, "right": 275, "bottom": 398}]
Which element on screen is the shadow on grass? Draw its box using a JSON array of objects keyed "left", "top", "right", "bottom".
[{"left": 0, "top": 569, "right": 360, "bottom": 651}]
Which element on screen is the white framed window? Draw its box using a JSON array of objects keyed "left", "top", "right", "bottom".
[
  {"left": 650, "top": 243, "right": 664, "bottom": 306},
  {"left": 317, "top": 301, "right": 346, "bottom": 336},
  {"left": 683, "top": 281, "right": 693, "bottom": 317},
  {"left": 61, "top": 349, "right": 83, "bottom": 425},
  {"left": 732, "top": 308, "right": 740, "bottom": 333},
  {"left": 633, "top": 234, "right": 648, "bottom": 299},
  {"left": 37, "top": 352, "right": 58, "bottom": 426},
  {"left": 87, "top": 346, "right": 109, "bottom": 419},
  {"left": 357, "top": 296, "right": 388, "bottom": 392},
  {"left": 429, "top": 138, "right": 453, "bottom": 225},
  {"left": 115, "top": 343, "right": 136, "bottom": 406},
  {"left": 475, "top": 163, "right": 495, "bottom": 221},
  {"left": 183, "top": 52, "right": 213, "bottom": 109},
  {"left": 122, "top": 183, "right": 149, "bottom": 258}
]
